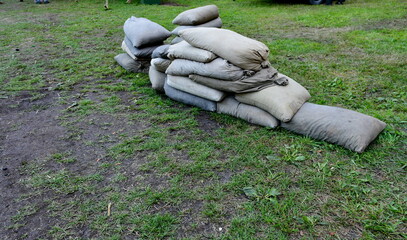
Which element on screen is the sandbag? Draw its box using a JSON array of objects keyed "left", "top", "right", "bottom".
[
  {"left": 148, "top": 65, "right": 166, "bottom": 92},
  {"left": 164, "top": 81, "right": 217, "bottom": 112},
  {"left": 121, "top": 41, "right": 136, "bottom": 60},
  {"left": 114, "top": 53, "right": 150, "bottom": 73},
  {"left": 166, "top": 58, "right": 253, "bottom": 81},
  {"left": 235, "top": 74, "right": 311, "bottom": 122},
  {"left": 171, "top": 37, "right": 184, "bottom": 45},
  {"left": 179, "top": 28, "right": 269, "bottom": 71},
  {"left": 124, "top": 16, "right": 171, "bottom": 48},
  {"left": 168, "top": 41, "right": 217, "bottom": 63},
  {"left": 189, "top": 66, "right": 289, "bottom": 93},
  {"left": 152, "top": 44, "right": 170, "bottom": 59},
  {"left": 172, "top": 5, "right": 219, "bottom": 26},
  {"left": 124, "top": 37, "right": 161, "bottom": 59},
  {"left": 217, "top": 96, "right": 279, "bottom": 128},
  {"left": 151, "top": 58, "right": 171, "bottom": 73},
  {"left": 171, "top": 17, "right": 222, "bottom": 35},
  {"left": 166, "top": 75, "right": 226, "bottom": 102},
  {"left": 281, "top": 103, "right": 386, "bottom": 153}
]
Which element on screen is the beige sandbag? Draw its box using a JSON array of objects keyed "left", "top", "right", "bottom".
[
  {"left": 167, "top": 75, "right": 226, "bottom": 102},
  {"left": 148, "top": 66, "right": 166, "bottom": 92},
  {"left": 281, "top": 103, "right": 386, "bottom": 153},
  {"left": 217, "top": 96, "right": 279, "bottom": 128},
  {"left": 235, "top": 74, "right": 311, "bottom": 122},
  {"left": 168, "top": 41, "right": 217, "bottom": 63},
  {"left": 172, "top": 5, "right": 219, "bottom": 26},
  {"left": 179, "top": 27, "right": 269, "bottom": 71},
  {"left": 171, "top": 17, "right": 222, "bottom": 35},
  {"left": 151, "top": 58, "right": 171, "bottom": 73}
]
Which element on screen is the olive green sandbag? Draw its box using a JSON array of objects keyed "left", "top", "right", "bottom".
[
  {"left": 281, "top": 103, "right": 386, "bottom": 153},
  {"left": 217, "top": 96, "right": 279, "bottom": 128}
]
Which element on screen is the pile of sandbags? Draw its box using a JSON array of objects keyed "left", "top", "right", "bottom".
[
  {"left": 115, "top": 16, "right": 171, "bottom": 73},
  {"left": 115, "top": 5, "right": 386, "bottom": 153},
  {"left": 162, "top": 26, "right": 311, "bottom": 129},
  {"left": 170, "top": 5, "right": 222, "bottom": 44}
]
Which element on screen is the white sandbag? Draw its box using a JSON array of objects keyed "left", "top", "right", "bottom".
[
  {"left": 217, "top": 96, "right": 279, "bottom": 128},
  {"left": 281, "top": 103, "right": 386, "bottom": 153},
  {"left": 179, "top": 27, "right": 269, "bottom": 71},
  {"left": 121, "top": 41, "right": 136, "bottom": 60},
  {"left": 152, "top": 44, "right": 170, "bottom": 59},
  {"left": 164, "top": 81, "right": 217, "bottom": 112},
  {"left": 124, "top": 16, "right": 171, "bottom": 48},
  {"left": 114, "top": 53, "right": 150, "bottom": 73},
  {"left": 172, "top": 5, "right": 219, "bottom": 26},
  {"left": 168, "top": 41, "right": 217, "bottom": 63},
  {"left": 235, "top": 74, "right": 311, "bottom": 122},
  {"left": 148, "top": 66, "right": 166, "bottom": 92},
  {"left": 166, "top": 58, "right": 253, "bottom": 81},
  {"left": 124, "top": 37, "right": 161, "bottom": 59},
  {"left": 171, "top": 17, "right": 222, "bottom": 35},
  {"left": 151, "top": 58, "right": 171, "bottom": 73},
  {"left": 167, "top": 75, "right": 226, "bottom": 102}
]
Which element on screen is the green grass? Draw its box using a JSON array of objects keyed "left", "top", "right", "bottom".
[{"left": 1, "top": 0, "right": 406, "bottom": 239}]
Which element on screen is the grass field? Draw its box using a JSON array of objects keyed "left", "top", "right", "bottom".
[{"left": 0, "top": 0, "right": 406, "bottom": 239}]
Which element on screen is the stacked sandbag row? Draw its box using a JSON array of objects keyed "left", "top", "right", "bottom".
[
  {"left": 115, "top": 16, "right": 171, "bottom": 73},
  {"left": 170, "top": 5, "right": 223, "bottom": 44},
  {"left": 116, "top": 5, "right": 386, "bottom": 153}
]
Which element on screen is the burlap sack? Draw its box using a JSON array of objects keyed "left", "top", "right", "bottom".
[
  {"left": 179, "top": 27, "right": 269, "bottom": 71},
  {"left": 164, "top": 81, "right": 217, "bottom": 112},
  {"left": 235, "top": 74, "right": 311, "bottom": 122},
  {"left": 217, "top": 96, "right": 279, "bottom": 128},
  {"left": 166, "top": 58, "right": 251, "bottom": 81},
  {"left": 172, "top": 5, "right": 219, "bottom": 26},
  {"left": 166, "top": 75, "right": 226, "bottom": 102},
  {"left": 168, "top": 41, "right": 217, "bottom": 63},
  {"left": 148, "top": 65, "right": 166, "bottom": 92},
  {"left": 171, "top": 17, "right": 222, "bottom": 35},
  {"left": 281, "top": 103, "right": 386, "bottom": 153},
  {"left": 124, "top": 16, "right": 171, "bottom": 48}
]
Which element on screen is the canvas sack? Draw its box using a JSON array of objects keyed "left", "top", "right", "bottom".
[
  {"left": 148, "top": 66, "right": 166, "bottom": 92},
  {"left": 179, "top": 28, "right": 269, "bottom": 71},
  {"left": 124, "top": 16, "right": 171, "bottom": 48},
  {"left": 166, "top": 75, "right": 226, "bottom": 102},
  {"left": 217, "top": 96, "right": 279, "bottom": 128},
  {"left": 152, "top": 44, "right": 170, "bottom": 59},
  {"left": 166, "top": 58, "right": 253, "bottom": 81},
  {"left": 121, "top": 41, "right": 136, "bottom": 60},
  {"left": 171, "top": 17, "right": 222, "bottom": 35},
  {"left": 151, "top": 58, "right": 171, "bottom": 73},
  {"left": 235, "top": 74, "right": 311, "bottom": 122},
  {"left": 124, "top": 37, "right": 161, "bottom": 59},
  {"left": 172, "top": 5, "right": 219, "bottom": 26},
  {"left": 189, "top": 66, "right": 288, "bottom": 93},
  {"left": 281, "top": 103, "right": 386, "bottom": 153},
  {"left": 114, "top": 53, "right": 150, "bottom": 73},
  {"left": 164, "top": 81, "right": 217, "bottom": 112},
  {"left": 168, "top": 41, "right": 217, "bottom": 63}
]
